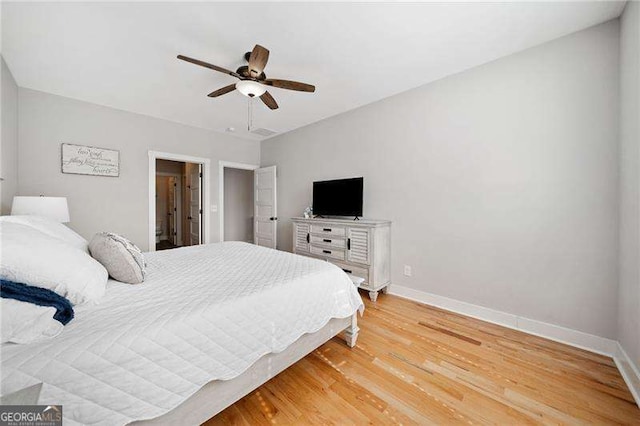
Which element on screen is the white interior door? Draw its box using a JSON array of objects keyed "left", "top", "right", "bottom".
[
  {"left": 254, "top": 166, "right": 277, "bottom": 248},
  {"left": 189, "top": 165, "right": 202, "bottom": 245}
]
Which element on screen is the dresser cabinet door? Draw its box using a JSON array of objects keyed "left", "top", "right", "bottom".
[
  {"left": 294, "top": 223, "right": 310, "bottom": 253},
  {"left": 347, "top": 227, "right": 370, "bottom": 265}
]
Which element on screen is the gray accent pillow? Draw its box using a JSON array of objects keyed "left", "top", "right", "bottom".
[{"left": 89, "top": 233, "right": 146, "bottom": 284}]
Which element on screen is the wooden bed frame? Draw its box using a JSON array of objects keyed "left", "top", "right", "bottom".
[{"left": 130, "top": 313, "right": 359, "bottom": 425}]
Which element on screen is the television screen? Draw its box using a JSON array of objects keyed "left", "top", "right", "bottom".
[{"left": 313, "top": 177, "right": 363, "bottom": 217}]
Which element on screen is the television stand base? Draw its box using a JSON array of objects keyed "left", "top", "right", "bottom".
[{"left": 313, "top": 215, "right": 360, "bottom": 220}]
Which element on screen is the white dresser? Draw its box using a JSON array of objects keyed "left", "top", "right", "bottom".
[{"left": 292, "top": 217, "right": 391, "bottom": 301}]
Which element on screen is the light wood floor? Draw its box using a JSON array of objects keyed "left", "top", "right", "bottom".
[{"left": 205, "top": 292, "right": 640, "bottom": 425}]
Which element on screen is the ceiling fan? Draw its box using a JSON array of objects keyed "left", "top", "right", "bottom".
[{"left": 177, "top": 44, "right": 315, "bottom": 110}]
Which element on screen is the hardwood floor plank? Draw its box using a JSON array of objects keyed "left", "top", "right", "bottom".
[
  {"left": 418, "top": 322, "right": 482, "bottom": 346},
  {"left": 205, "top": 292, "right": 640, "bottom": 425}
]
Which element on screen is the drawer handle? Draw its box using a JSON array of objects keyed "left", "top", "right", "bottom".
[
  {"left": 322, "top": 250, "right": 332, "bottom": 254},
  {"left": 323, "top": 239, "right": 332, "bottom": 243},
  {"left": 323, "top": 228, "right": 332, "bottom": 232},
  {"left": 342, "top": 268, "right": 353, "bottom": 274},
  {"left": 347, "top": 238, "right": 351, "bottom": 250},
  {"left": 306, "top": 233, "right": 310, "bottom": 243}
]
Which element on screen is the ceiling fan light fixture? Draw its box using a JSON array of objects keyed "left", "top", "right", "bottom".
[{"left": 236, "top": 80, "right": 266, "bottom": 97}]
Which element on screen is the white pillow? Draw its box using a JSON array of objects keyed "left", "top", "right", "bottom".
[
  {"left": 0, "top": 222, "right": 108, "bottom": 305},
  {"left": 0, "top": 215, "right": 88, "bottom": 253},
  {"left": 1, "top": 298, "right": 64, "bottom": 344},
  {"left": 89, "top": 232, "right": 146, "bottom": 284}
]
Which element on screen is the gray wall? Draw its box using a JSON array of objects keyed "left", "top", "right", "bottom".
[
  {"left": 262, "top": 21, "right": 620, "bottom": 338},
  {"left": 1, "top": 57, "right": 18, "bottom": 214},
  {"left": 223, "top": 167, "right": 254, "bottom": 242},
  {"left": 17, "top": 89, "right": 260, "bottom": 250},
  {"left": 618, "top": 1, "right": 640, "bottom": 372}
]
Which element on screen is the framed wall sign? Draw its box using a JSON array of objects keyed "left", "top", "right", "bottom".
[{"left": 61, "top": 143, "right": 120, "bottom": 177}]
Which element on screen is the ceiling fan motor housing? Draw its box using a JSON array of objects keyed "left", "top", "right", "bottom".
[{"left": 236, "top": 65, "right": 266, "bottom": 80}]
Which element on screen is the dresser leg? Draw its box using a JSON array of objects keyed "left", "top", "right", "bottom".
[
  {"left": 381, "top": 286, "right": 389, "bottom": 294},
  {"left": 368, "top": 291, "right": 378, "bottom": 302}
]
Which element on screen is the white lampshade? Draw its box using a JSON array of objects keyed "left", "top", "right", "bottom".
[
  {"left": 11, "top": 196, "right": 70, "bottom": 223},
  {"left": 235, "top": 80, "right": 266, "bottom": 97}
]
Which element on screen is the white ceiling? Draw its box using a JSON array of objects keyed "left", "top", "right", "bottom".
[{"left": 1, "top": 1, "right": 625, "bottom": 141}]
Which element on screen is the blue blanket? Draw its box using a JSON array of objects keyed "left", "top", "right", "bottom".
[{"left": 0, "top": 279, "right": 74, "bottom": 325}]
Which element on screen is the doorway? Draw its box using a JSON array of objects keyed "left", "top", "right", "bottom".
[
  {"left": 155, "top": 159, "right": 202, "bottom": 250},
  {"left": 219, "top": 162, "right": 277, "bottom": 248},
  {"left": 219, "top": 162, "right": 258, "bottom": 243},
  {"left": 149, "top": 152, "right": 211, "bottom": 252}
]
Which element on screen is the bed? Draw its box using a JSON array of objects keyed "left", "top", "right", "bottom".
[{"left": 1, "top": 241, "right": 363, "bottom": 425}]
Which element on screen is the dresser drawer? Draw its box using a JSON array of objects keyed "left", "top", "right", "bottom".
[
  {"left": 310, "top": 235, "right": 346, "bottom": 249},
  {"left": 310, "top": 245, "right": 345, "bottom": 261},
  {"left": 330, "top": 260, "right": 370, "bottom": 287},
  {"left": 310, "top": 224, "right": 346, "bottom": 238}
]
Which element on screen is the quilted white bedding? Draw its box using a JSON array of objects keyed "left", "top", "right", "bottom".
[{"left": 1, "top": 242, "right": 363, "bottom": 425}]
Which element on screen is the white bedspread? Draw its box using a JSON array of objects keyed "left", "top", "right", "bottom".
[{"left": 1, "top": 242, "right": 363, "bottom": 425}]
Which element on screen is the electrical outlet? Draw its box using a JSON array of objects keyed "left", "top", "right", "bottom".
[{"left": 404, "top": 265, "right": 412, "bottom": 277}]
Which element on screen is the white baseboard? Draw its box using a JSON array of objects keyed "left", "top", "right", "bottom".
[
  {"left": 614, "top": 343, "right": 640, "bottom": 407},
  {"left": 388, "top": 284, "right": 617, "bottom": 356}
]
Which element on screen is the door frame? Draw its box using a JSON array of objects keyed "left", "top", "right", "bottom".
[
  {"left": 219, "top": 161, "right": 259, "bottom": 242},
  {"left": 148, "top": 151, "right": 211, "bottom": 252}
]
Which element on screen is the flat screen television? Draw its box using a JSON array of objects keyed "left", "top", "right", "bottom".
[{"left": 313, "top": 177, "right": 363, "bottom": 217}]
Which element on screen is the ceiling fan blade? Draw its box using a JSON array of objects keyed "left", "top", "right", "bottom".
[
  {"left": 260, "top": 91, "right": 279, "bottom": 110},
  {"left": 177, "top": 55, "right": 240, "bottom": 78},
  {"left": 262, "top": 79, "right": 315, "bottom": 93},
  {"left": 207, "top": 84, "right": 236, "bottom": 97},
  {"left": 248, "top": 44, "right": 269, "bottom": 78}
]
